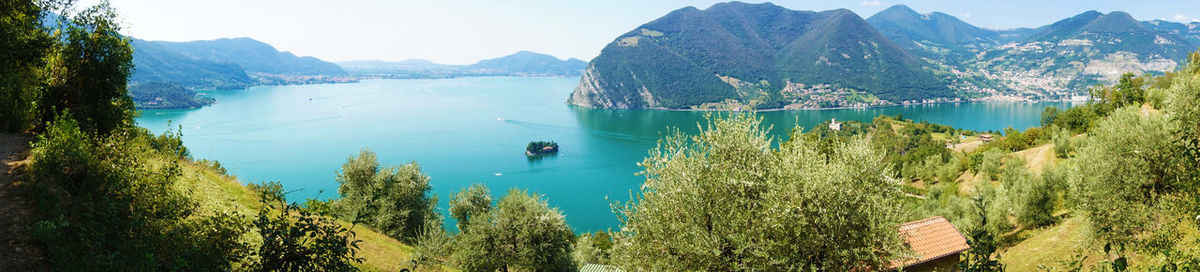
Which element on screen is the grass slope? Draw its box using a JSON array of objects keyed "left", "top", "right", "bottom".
[{"left": 172, "top": 157, "right": 420, "bottom": 271}]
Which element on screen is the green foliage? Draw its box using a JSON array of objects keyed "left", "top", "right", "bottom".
[
  {"left": 612, "top": 114, "right": 907, "bottom": 271},
  {"left": 1054, "top": 104, "right": 1102, "bottom": 133},
  {"left": 1069, "top": 106, "right": 1187, "bottom": 253},
  {"left": 959, "top": 197, "right": 1005, "bottom": 272},
  {"left": 1015, "top": 174, "right": 1059, "bottom": 228},
  {"left": 1042, "top": 106, "right": 1060, "bottom": 127},
  {"left": 454, "top": 188, "right": 576, "bottom": 272},
  {"left": 412, "top": 213, "right": 453, "bottom": 270},
  {"left": 0, "top": 0, "right": 52, "bottom": 132},
  {"left": 40, "top": 1, "right": 135, "bottom": 135},
  {"left": 1090, "top": 73, "right": 1148, "bottom": 109},
  {"left": 448, "top": 183, "right": 491, "bottom": 233},
  {"left": 28, "top": 113, "right": 249, "bottom": 270},
  {"left": 128, "top": 81, "right": 215, "bottom": 109},
  {"left": 333, "top": 148, "right": 435, "bottom": 243},
  {"left": 525, "top": 140, "right": 559, "bottom": 155},
  {"left": 579, "top": 3, "right": 953, "bottom": 109},
  {"left": 870, "top": 116, "right": 957, "bottom": 181},
  {"left": 246, "top": 181, "right": 363, "bottom": 272},
  {"left": 573, "top": 231, "right": 613, "bottom": 265},
  {"left": 1052, "top": 127, "right": 1073, "bottom": 158}
]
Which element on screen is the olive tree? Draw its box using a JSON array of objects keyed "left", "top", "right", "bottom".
[
  {"left": 1070, "top": 106, "right": 1185, "bottom": 253},
  {"left": 611, "top": 114, "right": 907, "bottom": 271},
  {"left": 453, "top": 188, "right": 576, "bottom": 272},
  {"left": 334, "top": 148, "right": 435, "bottom": 243},
  {"left": 448, "top": 183, "right": 492, "bottom": 233}
]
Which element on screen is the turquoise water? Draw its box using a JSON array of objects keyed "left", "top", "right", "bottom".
[{"left": 136, "top": 77, "right": 1077, "bottom": 232}]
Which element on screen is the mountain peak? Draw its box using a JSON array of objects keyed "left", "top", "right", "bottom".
[
  {"left": 866, "top": 4, "right": 994, "bottom": 48},
  {"left": 1083, "top": 11, "right": 1146, "bottom": 33},
  {"left": 878, "top": 4, "right": 920, "bottom": 17}
]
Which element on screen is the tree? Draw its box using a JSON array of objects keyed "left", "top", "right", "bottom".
[
  {"left": 29, "top": 113, "right": 249, "bottom": 270},
  {"left": 1041, "top": 106, "right": 1059, "bottom": 127},
  {"left": 454, "top": 188, "right": 576, "bottom": 272},
  {"left": 960, "top": 197, "right": 1005, "bottom": 272},
  {"left": 0, "top": 0, "right": 53, "bottom": 132},
  {"left": 1070, "top": 106, "right": 1186, "bottom": 253},
  {"left": 247, "top": 181, "right": 363, "bottom": 272},
  {"left": 333, "top": 148, "right": 435, "bottom": 243},
  {"left": 612, "top": 114, "right": 906, "bottom": 271},
  {"left": 449, "top": 183, "right": 492, "bottom": 233},
  {"left": 40, "top": 1, "right": 135, "bottom": 135}
]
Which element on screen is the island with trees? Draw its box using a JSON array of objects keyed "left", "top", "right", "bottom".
[{"left": 525, "top": 141, "right": 559, "bottom": 157}]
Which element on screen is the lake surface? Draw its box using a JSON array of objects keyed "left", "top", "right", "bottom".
[{"left": 137, "top": 77, "right": 1077, "bottom": 232}]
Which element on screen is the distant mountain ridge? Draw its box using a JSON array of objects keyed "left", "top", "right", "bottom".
[
  {"left": 129, "top": 37, "right": 352, "bottom": 109},
  {"left": 866, "top": 5, "right": 1001, "bottom": 50},
  {"left": 862, "top": 5, "right": 1200, "bottom": 100},
  {"left": 337, "top": 51, "right": 587, "bottom": 77},
  {"left": 570, "top": 2, "right": 955, "bottom": 110},
  {"left": 152, "top": 38, "right": 347, "bottom": 76}
]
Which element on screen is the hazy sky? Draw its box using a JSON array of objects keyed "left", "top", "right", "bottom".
[{"left": 77, "top": 0, "right": 1200, "bottom": 64}]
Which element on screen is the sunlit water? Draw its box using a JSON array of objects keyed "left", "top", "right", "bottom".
[{"left": 137, "top": 77, "right": 1077, "bottom": 232}]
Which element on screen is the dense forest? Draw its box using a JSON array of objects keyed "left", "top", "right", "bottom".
[{"left": 3, "top": 0, "right": 1200, "bottom": 271}]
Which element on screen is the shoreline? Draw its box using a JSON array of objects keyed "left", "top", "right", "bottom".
[{"left": 570, "top": 99, "right": 1087, "bottom": 112}]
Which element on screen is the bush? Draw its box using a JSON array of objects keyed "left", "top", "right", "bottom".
[
  {"left": 1052, "top": 127, "right": 1073, "bottom": 158},
  {"left": 333, "top": 149, "right": 436, "bottom": 243},
  {"left": 1016, "top": 178, "right": 1058, "bottom": 228},
  {"left": 28, "top": 113, "right": 248, "bottom": 270},
  {"left": 246, "top": 182, "right": 363, "bottom": 271}
]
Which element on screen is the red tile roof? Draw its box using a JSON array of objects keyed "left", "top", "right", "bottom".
[{"left": 891, "top": 216, "right": 971, "bottom": 269}]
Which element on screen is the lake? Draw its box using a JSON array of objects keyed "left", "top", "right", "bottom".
[{"left": 136, "top": 77, "right": 1078, "bottom": 232}]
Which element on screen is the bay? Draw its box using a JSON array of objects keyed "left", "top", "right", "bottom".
[{"left": 136, "top": 77, "right": 1077, "bottom": 232}]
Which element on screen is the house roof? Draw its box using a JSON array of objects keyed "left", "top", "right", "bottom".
[{"left": 891, "top": 216, "right": 971, "bottom": 269}]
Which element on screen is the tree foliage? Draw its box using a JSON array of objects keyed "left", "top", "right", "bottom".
[
  {"left": 448, "top": 183, "right": 491, "bottom": 233},
  {"left": 612, "top": 114, "right": 907, "bottom": 271},
  {"left": 453, "top": 188, "right": 576, "bottom": 272},
  {"left": 28, "top": 113, "right": 249, "bottom": 270},
  {"left": 246, "top": 182, "right": 363, "bottom": 272},
  {"left": 333, "top": 148, "right": 436, "bottom": 243},
  {"left": 1069, "top": 106, "right": 1188, "bottom": 253}
]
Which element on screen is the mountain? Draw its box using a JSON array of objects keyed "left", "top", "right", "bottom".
[
  {"left": 338, "top": 51, "right": 587, "bottom": 78},
  {"left": 130, "top": 39, "right": 254, "bottom": 90},
  {"left": 866, "top": 5, "right": 999, "bottom": 50},
  {"left": 1027, "top": 11, "right": 1191, "bottom": 59},
  {"left": 1144, "top": 20, "right": 1200, "bottom": 45},
  {"left": 128, "top": 81, "right": 214, "bottom": 109},
  {"left": 569, "top": 2, "right": 954, "bottom": 110},
  {"left": 150, "top": 37, "right": 347, "bottom": 76},
  {"left": 337, "top": 59, "right": 458, "bottom": 72},
  {"left": 467, "top": 51, "right": 587, "bottom": 76},
  {"left": 971, "top": 10, "right": 1196, "bottom": 96}
]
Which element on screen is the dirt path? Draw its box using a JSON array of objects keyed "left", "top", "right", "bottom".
[
  {"left": 0, "top": 133, "right": 45, "bottom": 270},
  {"left": 951, "top": 140, "right": 983, "bottom": 153},
  {"left": 1012, "top": 143, "right": 1055, "bottom": 174}
]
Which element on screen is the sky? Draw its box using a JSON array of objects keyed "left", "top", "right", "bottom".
[{"left": 76, "top": 0, "right": 1200, "bottom": 65}]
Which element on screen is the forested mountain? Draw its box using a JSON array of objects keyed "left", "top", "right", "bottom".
[
  {"left": 130, "top": 39, "right": 254, "bottom": 90},
  {"left": 149, "top": 37, "right": 347, "bottom": 76},
  {"left": 468, "top": 51, "right": 587, "bottom": 76},
  {"left": 338, "top": 51, "right": 587, "bottom": 77},
  {"left": 858, "top": 5, "right": 1200, "bottom": 101},
  {"left": 865, "top": 5, "right": 1000, "bottom": 51},
  {"left": 569, "top": 2, "right": 955, "bottom": 110},
  {"left": 128, "top": 37, "right": 352, "bottom": 109}
]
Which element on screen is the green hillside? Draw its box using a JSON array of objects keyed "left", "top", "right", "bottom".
[{"left": 570, "top": 2, "right": 954, "bottom": 110}]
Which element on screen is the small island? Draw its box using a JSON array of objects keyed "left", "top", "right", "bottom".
[{"left": 526, "top": 141, "right": 559, "bottom": 157}]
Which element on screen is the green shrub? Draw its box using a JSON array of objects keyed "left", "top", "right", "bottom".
[
  {"left": 29, "top": 113, "right": 248, "bottom": 271},
  {"left": 247, "top": 182, "right": 363, "bottom": 272},
  {"left": 333, "top": 148, "right": 436, "bottom": 243}
]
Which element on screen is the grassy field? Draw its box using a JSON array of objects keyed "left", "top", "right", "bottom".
[{"left": 173, "top": 158, "right": 424, "bottom": 271}]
